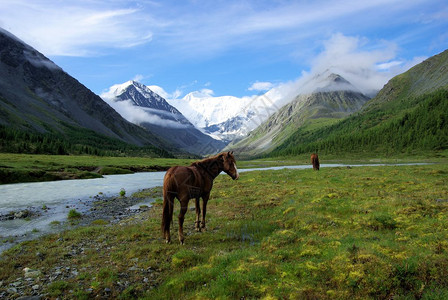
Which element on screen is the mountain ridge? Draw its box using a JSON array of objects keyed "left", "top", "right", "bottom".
[
  {"left": 364, "top": 50, "right": 448, "bottom": 109},
  {"left": 0, "top": 27, "right": 170, "bottom": 155},
  {"left": 228, "top": 73, "right": 370, "bottom": 157}
]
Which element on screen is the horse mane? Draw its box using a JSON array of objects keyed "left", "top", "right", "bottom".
[{"left": 190, "top": 153, "right": 223, "bottom": 169}]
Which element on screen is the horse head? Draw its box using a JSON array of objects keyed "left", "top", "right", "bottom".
[{"left": 221, "top": 151, "right": 239, "bottom": 180}]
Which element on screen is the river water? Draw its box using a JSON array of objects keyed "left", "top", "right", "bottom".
[{"left": 0, "top": 163, "right": 428, "bottom": 253}]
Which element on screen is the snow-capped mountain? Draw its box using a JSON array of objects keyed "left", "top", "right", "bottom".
[
  {"left": 168, "top": 92, "right": 255, "bottom": 142},
  {"left": 101, "top": 81, "right": 226, "bottom": 155},
  {"left": 167, "top": 70, "right": 369, "bottom": 142},
  {"left": 168, "top": 92, "right": 250, "bottom": 129},
  {"left": 102, "top": 80, "right": 191, "bottom": 126},
  {"left": 167, "top": 88, "right": 291, "bottom": 142}
]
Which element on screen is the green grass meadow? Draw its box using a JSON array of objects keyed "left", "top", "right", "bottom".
[{"left": 1, "top": 162, "right": 448, "bottom": 299}]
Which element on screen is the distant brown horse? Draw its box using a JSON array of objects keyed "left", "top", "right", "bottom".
[
  {"left": 162, "top": 151, "right": 239, "bottom": 244},
  {"left": 311, "top": 153, "right": 320, "bottom": 170}
]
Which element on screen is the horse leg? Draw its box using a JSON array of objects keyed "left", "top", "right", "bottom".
[
  {"left": 195, "top": 197, "right": 201, "bottom": 232},
  {"left": 201, "top": 193, "right": 210, "bottom": 231},
  {"left": 178, "top": 197, "right": 189, "bottom": 245},
  {"left": 162, "top": 193, "right": 175, "bottom": 244}
]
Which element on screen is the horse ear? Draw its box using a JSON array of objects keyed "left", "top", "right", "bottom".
[{"left": 228, "top": 151, "right": 233, "bottom": 155}]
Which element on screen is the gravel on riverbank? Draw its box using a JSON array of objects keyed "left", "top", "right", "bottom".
[{"left": 0, "top": 187, "right": 163, "bottom": 299}]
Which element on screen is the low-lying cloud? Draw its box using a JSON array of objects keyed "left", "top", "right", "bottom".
[
  {"left": 268, "top": 33, "right": 426, "bottom": 102},
  {"left": 102, "top": 97, "right": 188, "bottom": 129}
]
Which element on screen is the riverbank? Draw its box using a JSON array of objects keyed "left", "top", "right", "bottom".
[
  {"left": 0, "top": 188, "right": 163, "bottom": 299},
  {"left": 1, "top": 163, "right": 447, "bottom": 299},
  {"left": 0, "top": 186, "right": 163, "bottom": 255},
  {"left": 0, "top": 154, "right": 195, "bottom": 184}
]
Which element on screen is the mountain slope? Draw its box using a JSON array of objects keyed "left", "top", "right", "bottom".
[
  {"left": 0, "top": 28, "right": 170, "bottom": 155},
  {"left": 229, "top": 74, "right": 370, "bottom": 157},
  {"left": 366, "top": 50, "right": 448, "bottom": 107},
  {"left": 269, "top": 50, "right": 448, "bottom": 157},
  {"left": 102, "top": 81, "right": 226, "bottom": 155}
]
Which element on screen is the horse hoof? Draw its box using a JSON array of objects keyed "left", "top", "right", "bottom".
[{"left": 165, "top": 239, "right": 171, "bottom": 244}]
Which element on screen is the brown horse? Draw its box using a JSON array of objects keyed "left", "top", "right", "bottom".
[
  {"left": 311, "top": 153, "right": 320, "bottom": 171},
  {"left": 162, "top": 151, "right": 239, "bottom": 244}
]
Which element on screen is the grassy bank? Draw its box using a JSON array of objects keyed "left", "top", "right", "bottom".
[
  {"left": 1, "top": 163, "right": 447, "bottom": 299},
  {"left": 0, "top": 154, "right": 195, "bottom": 184}
]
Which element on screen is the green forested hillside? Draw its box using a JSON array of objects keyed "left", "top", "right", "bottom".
[
  {"left": 229, "top": 88, "right": 369, "bottom": 157},
  {"left": 268, "top": 50, "right": 448, "bottom": 158},
  {"left": 0, "top": 124, "right": 172, "bottom": 157},
  {"left": 269, "top": 89, "right": 448, "bottom": 157}
]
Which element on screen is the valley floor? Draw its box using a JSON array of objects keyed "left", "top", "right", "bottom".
[
  {"left": 1, "top": 152, "right": 446, "bottom": 184},
  {"left": 1, "top": 162, "right": 447, "bottom": 299}
]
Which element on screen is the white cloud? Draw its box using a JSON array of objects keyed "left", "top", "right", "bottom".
[
  {"left": 149, "top": 82, "right": 215, "bottom": 101},
  {"left": 132, "top": 74, "right": 145, "bottom": 82},
  {"left": 148, "top": 85, "right": 182, "bottom": 100},
  {"left": 248, "top": 81, "right": 274, "bottom": 91},
  {"left": 296, "top": 33, "right": 423, "bottom": 95},
  {"left": 376, "top": 61, "right": 404, "bottom": 70},
  {"left": 144, "top": 0, "right": 433, "bottom": 59},
  {"left": 188, "top": 89, "right": 215, "bottom": 98},
  {"left": 0, "top": 0, "right": 154, "bottom": 56},
  {"left": 105, "top": 99, "right": 150, "bottom": 125},
  {"left": 110, "top": 99, "right": 186, "bottom": 128},
  {"left": 0, "top": 0, "right": 442, "bottom": 65},
  {"left": 399, "top": 56, "right": 427, "bottom": 72}
]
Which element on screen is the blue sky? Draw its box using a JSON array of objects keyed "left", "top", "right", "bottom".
[{"left": 0, "top": 0, "right": 447, "bottom": 99}]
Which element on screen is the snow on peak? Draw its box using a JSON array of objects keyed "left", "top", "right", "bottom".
[
  {"left": 100, "top": 81, "right": 191, "bottom": 129},
  {"left": 101, "top": 81, "right": 132, "bottom": 99},
  {"left": 101, "top": 80, "right": 154, "bottom": 99},
  {"left": 167, "top": 87, "right": 292, "bottom": 141},
  {"left": 168, "top": 92, "right": 252, "bottom": 128}
]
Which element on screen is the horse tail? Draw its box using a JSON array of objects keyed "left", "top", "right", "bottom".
[
  {"left": 161, "top": 193, "right": 174, "bottom": 235},
  {"left": 162, "top": 170, "right": 175, "bottom": 236}
]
